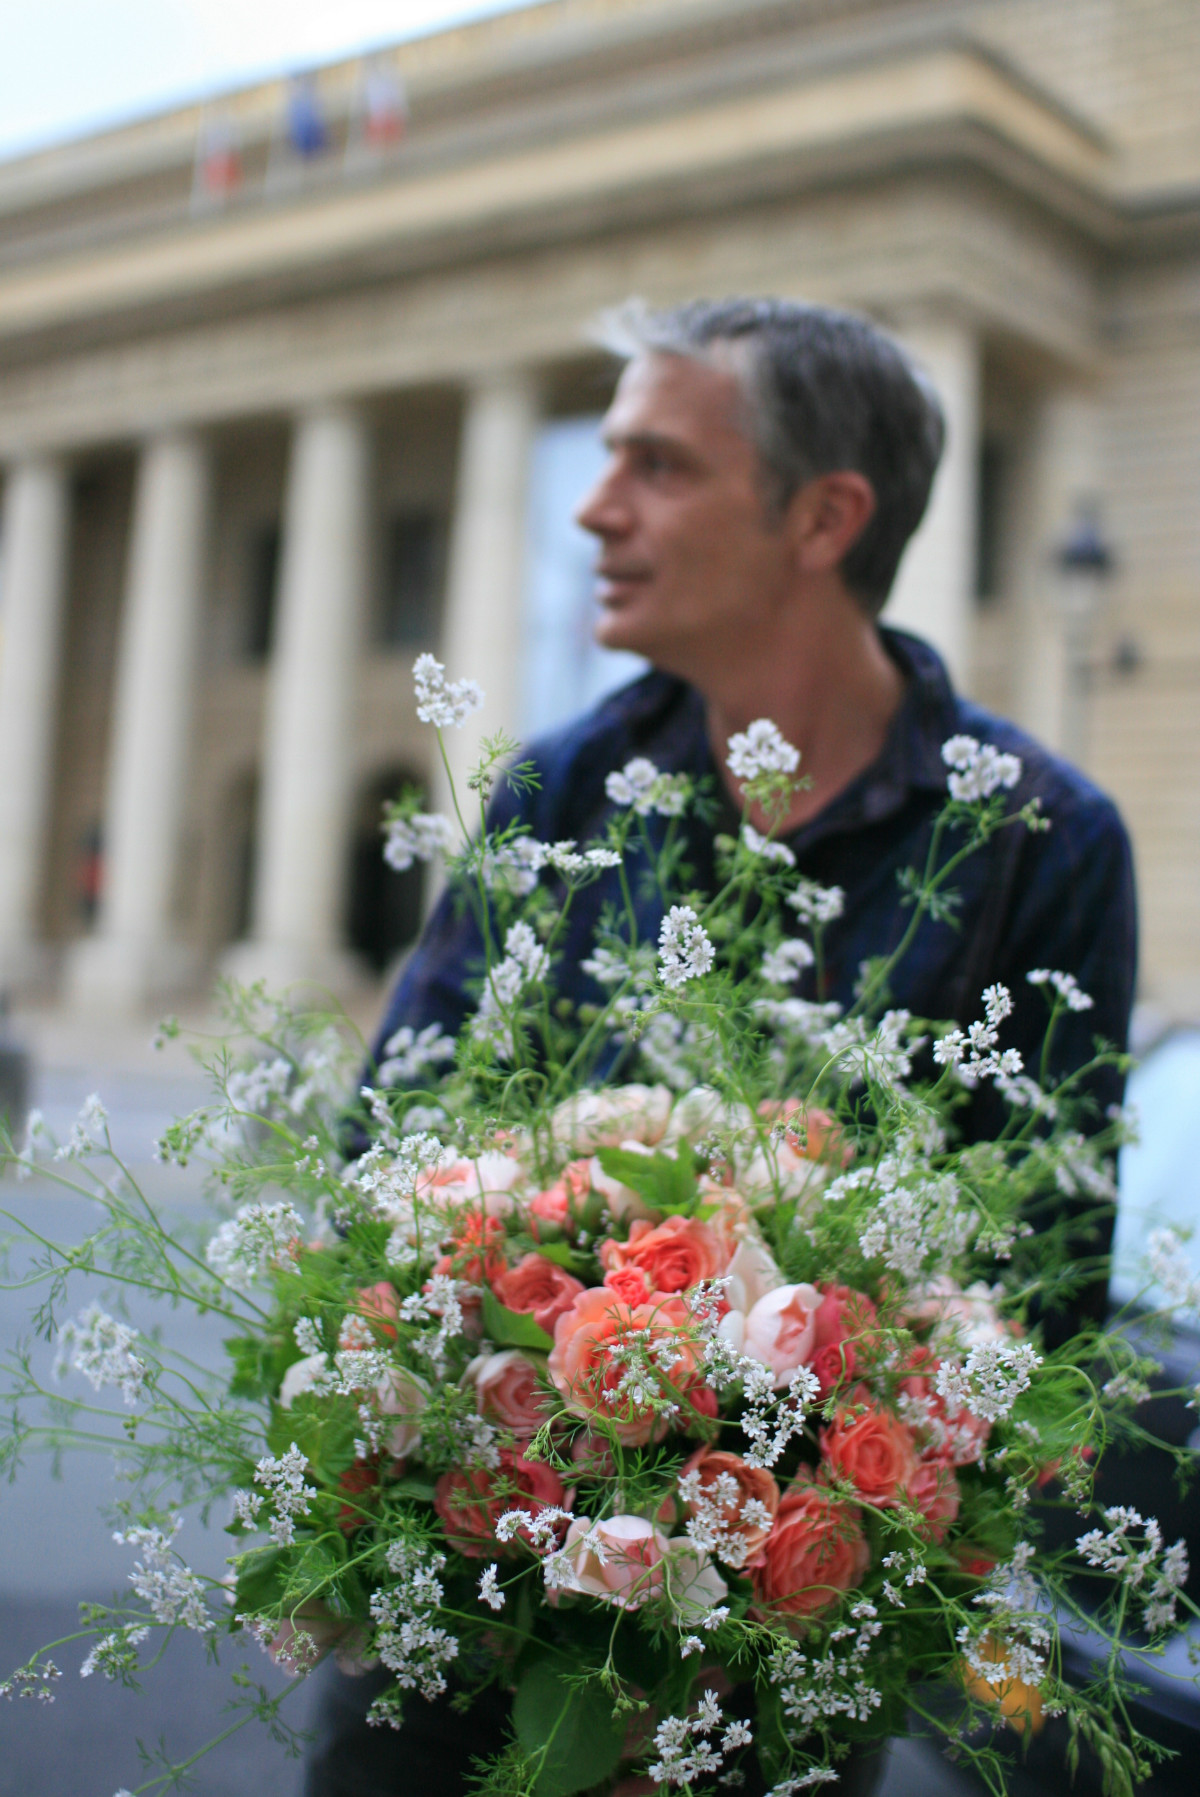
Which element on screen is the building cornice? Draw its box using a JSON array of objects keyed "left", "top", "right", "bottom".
[{"left": 0, "top": 42, "right": 1124, "bottom": 362}]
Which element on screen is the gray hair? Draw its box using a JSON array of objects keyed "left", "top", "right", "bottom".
[{"left": 598, "top": 296, "right": 945, "bottom": 616}]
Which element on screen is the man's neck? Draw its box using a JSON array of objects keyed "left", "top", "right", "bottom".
[{"left": 699, "top": 589, "right": 906, "bottom": 834}]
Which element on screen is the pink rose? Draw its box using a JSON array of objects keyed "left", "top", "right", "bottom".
[
  {"left": 600, "top": 1214, "right": 728, "bottom": 1297},
  {"left": 897, "top": 1347, "right": 990, "bottom": 1468},
  {"left": 550, "top": 1085, "right": 673, "bottom": 1152},
  {"left": 434, "top": 1448, "right": 567, "bottom": 1557},
  {"left": 492, "top": 1253, "right": 585, "bottom": 1335},
  {"left": 808, "top": 1284, "right": 878, "bottom": 1398},
  {"left": 742, "top": 1282, "right": 822, "bottom": 1387},
  {"left": 906, "top": 1459, "right": 961, "bottom": 1541},
  {"left": 528, "top": 1159, "right": 595, "bottom": 1241},
  {"left": 558, "top": 1515, "right": 669, "bottom": 1609},
  {"left": 376, "top": 1365, "right": 429, "bottom": 1458},
  {"left": 752, "top": 1477, "right": 869, "bottom": 1620},
  {"left": 468, "top": 1348, "right": 552, "bottom": 1436},
  {"left": 416, "top": 1151, "right": 526, "bottom": 1218},
  {"left": 820, "top": 1388, "right": 920, "bottom": 1507},
  {"left": 549, "top": 1288, "right": 703, "bottom": 1445}
]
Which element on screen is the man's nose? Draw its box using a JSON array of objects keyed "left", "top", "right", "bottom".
[{"left": 574, "top": 466, "right": 627, "bottom": 538}]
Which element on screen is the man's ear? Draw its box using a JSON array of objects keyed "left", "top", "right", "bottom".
[{"left": 786, "top": 471, "right": 877, "bottom": 576}]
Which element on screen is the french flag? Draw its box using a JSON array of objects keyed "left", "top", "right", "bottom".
[{"left": 362, "top": 60, "right": 408, "bottom": 149}]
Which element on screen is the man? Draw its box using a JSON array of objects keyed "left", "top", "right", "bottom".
[{"left": 306, "top": 298, "right": 1136, "bottom": 1796}]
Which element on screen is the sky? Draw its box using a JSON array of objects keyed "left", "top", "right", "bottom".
[{"left": 0, "top": 0, "right": 531, "bottom": 161}]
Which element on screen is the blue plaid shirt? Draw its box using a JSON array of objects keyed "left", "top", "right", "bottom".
[{"left": 375, "top": 629, "right": 1135, "bottom": 1140}]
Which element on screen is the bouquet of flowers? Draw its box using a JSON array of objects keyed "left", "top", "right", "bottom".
[{"left": 4, "top": 656, "right": 1198, "bottom": 1797}]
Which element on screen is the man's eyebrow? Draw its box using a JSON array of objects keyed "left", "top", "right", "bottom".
[{"left": 599, "top": 427, "right": 698, "bottom": 458}]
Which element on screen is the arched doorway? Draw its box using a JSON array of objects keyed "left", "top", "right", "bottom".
[{"left": 345, "top": 766, "right": 427, "bottom": 974}]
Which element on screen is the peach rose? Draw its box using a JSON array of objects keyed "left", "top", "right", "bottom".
[
  {"left": 600, "top": 1214, "right": 728, "bottom": 1296},
  {"left": 376, "top": 1364, "right": 429, "bottom": 1458},
  {"left": 434, "top": 1448, "right": 567, "bottom": 1557},
  {"left": 752, "top": 1478, "right": 869, "bottom": 1620},
  {"left": 897, "top": 1347, "right": 990, "bottom": 1468},
  {"left": 906, "top": 1459, "right": 961, "bottom": 1542},
  {"left": 808, "top": 1284, "right": 878, "bottom": 1397},
  {"left": 557, "top": 1515, "right": 669, "bottom": 1609},
  {"left": 550, "top": 1085, "right": 673, "bottom": 1152},
  {"left": 492, "top": 1252, "right": 585, "bottom": 1335},
  {"left": 468, "top": 1348, "right": 552, "bottom": 1436},
  {"left": 548, "top": 1288, "right": 702, "bottom": 1445},
  {"left": 354, "top": 1281, "right": 400, "bottom": 1337},
  {"left": 742, "top": 1282, "right": 822, "bottom": 1387},
  {"left": 820, "top": 1389, "right": 920, "bottom": 1507},
  {"left": 677, "top": 1448, "right": 780, "bottom": 1567}
]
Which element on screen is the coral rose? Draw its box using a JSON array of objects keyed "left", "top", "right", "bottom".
[
  {"left": 808, "top": 1284, "right": 878, "bottom": 1397},
  {"left": 548, "top": 1288, "right": 702, "bottom": 1445},
  {"left": 528, "top": 1159, "right": 597, "bottom": 1241},
  {"left": 492, "top": 1252, "right": 585, "bottom": 1335},
  {"left": 433, "top": 1213, "right": 507, "bottom": 1285},
  {"left": 742, "top": 1282, "right": 822, "bottom": 1387},
  {"left": 752, "top": 1478, "right": 869, "bottom": 1620},
  {"left": 557, "top": 1515, "right": 670, "bottom": 1609},
  {"left": 467, "top": 1348, "right": 552, "bottom": 1436},
  {"left": 677, "top": 1448, "right": 780, "bottom": 1567},
  {"left": 352, "top": 1281, "right": 400, "bottom": 1339},
  {"left": 820, "top": 1389, "right": 920, "bottom": 1507},
  {"left": 604, "top": 1266, "right": 653, "bottom": 1305},
  {"left": 600, "top": 1214, "right": 728, "bottom": 1296},
  {"left": 434, "top": 1448, "right": 566, "bottom": 1557}
]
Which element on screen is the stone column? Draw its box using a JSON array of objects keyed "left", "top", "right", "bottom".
[
  {"left": 1010, "top": 390, "right": 1105, "bottom": 759},
  {"left": 67, "top": 432, "right": 210, "bottom": 1011},
  {"left": 226, "top": 404, "right": 369, "bottom": 992},
  {"left": 882, "top": 316, "right": 981, "bottom": 691},
  {"left": 0, "top": 457, "right": 71, "bottom": 989},
  {"left": 433, "top": 370, "right": 540, "bottom": 823}
]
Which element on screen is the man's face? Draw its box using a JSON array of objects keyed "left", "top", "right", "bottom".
[{"left": 576, "top": 350, "right": 794, "bottom": 677}]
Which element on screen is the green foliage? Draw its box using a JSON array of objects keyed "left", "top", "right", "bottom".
[{"left": 512, "top": 1657, "right": 626, "bottom": 1797}]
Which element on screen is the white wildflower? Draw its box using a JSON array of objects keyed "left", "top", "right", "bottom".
[
  {"left": 471, "top": 921, "right": 551, "bottom": 1058},
  {"left": 412, "top": 653, "right": 483, "bottom": 728},
  {"left": 1027, "top": 968, "right": 1094, "bottom": 1012},
  {"left": 478, "top": 1565, "right": 505, "bottom": 1611},
  {"left": 253, "top": 1444, "right": 317, "bottom": 1548},
  {"left": 605, "top": 757, "right": 689, "bottom": 816},
  {"left": 113, "top": 1520, "right": 212, "bottom": 1632},
  {"left": 206, "top": 1201, "right": 304, "bottom": 1289},
  {"left": 786, "top": 879, "right": 844, "bottom": 925},
  {"left": 935, "top": 1339, "right": 1042, "bottom": 1423},
  {"left": 1146, "top": 1227, "right": 1200, "bottom": 1312},
  {"left": 761, "top": 939, "right": 815, "bottom": 986},
  {"left": 79, "top": 1627, "right": 149, "bottom": 1681},
  {"left": 55, "top": 1305, "right": 148, "bottom": 1406},
  {"left": 741, "top": 823, "right": 796, "bottom": 867},
  {"left": 377, "top": 1023, "right": 456, "bottom": 1087},
  {"left": 541, "top": 840, "right": 623, "bottom": 877},
  {"left": 941, "top": 735, "right": 1022, "bottom": 803},
  {"left": 658, "top": 905, "right": 715, "bottom": 991},
  {"left": 648, "top": 1691, "right": 750, "bottom": 1788},
  {"left": 53, "top": 1093, "right": 109, "bottom": 1160},
  {"left": 726, "top": 719, "right": 800, "bottom": 781},
  {"left": 383, "top": 811, "right": 456, "bottom": 871},
  {"left": 1077, "top": 1508, "right": 1189, "bottom": 1632}
]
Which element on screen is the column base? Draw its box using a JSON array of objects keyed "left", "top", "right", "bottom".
[
  {"left": 64, "top": 934, "right": 204, "bottom": 1016},
  {"left": 0, "top": 938, "right": 57, "bottom": 999},
  {"left": 219, "top": 938, "right": 368, "bottom": 1005}
]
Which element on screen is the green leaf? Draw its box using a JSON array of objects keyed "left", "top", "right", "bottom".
[
  {"left": 481, "top": 1288, "right": 554, "bottom": 1352},
  {"left": 595, "top": 1141, "right": 698, "bottom": 1215},
  {"left": 512, "top": 1656, "right": 625, "bottom": 1797},
  {"left": 532, "top": 1240, "right": 595, "bottom": 1277},
  {"left": 230, "top": 1545, "right": 286, "bottom": 1615}
]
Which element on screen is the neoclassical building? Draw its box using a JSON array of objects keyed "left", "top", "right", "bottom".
[{"left": 0, "top": 0, "right": 1197, "bottom": 1017}]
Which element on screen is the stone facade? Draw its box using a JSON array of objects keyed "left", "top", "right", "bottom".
[{"left": 0, "top": 0, "right": 1197, "bottom": 1015}]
